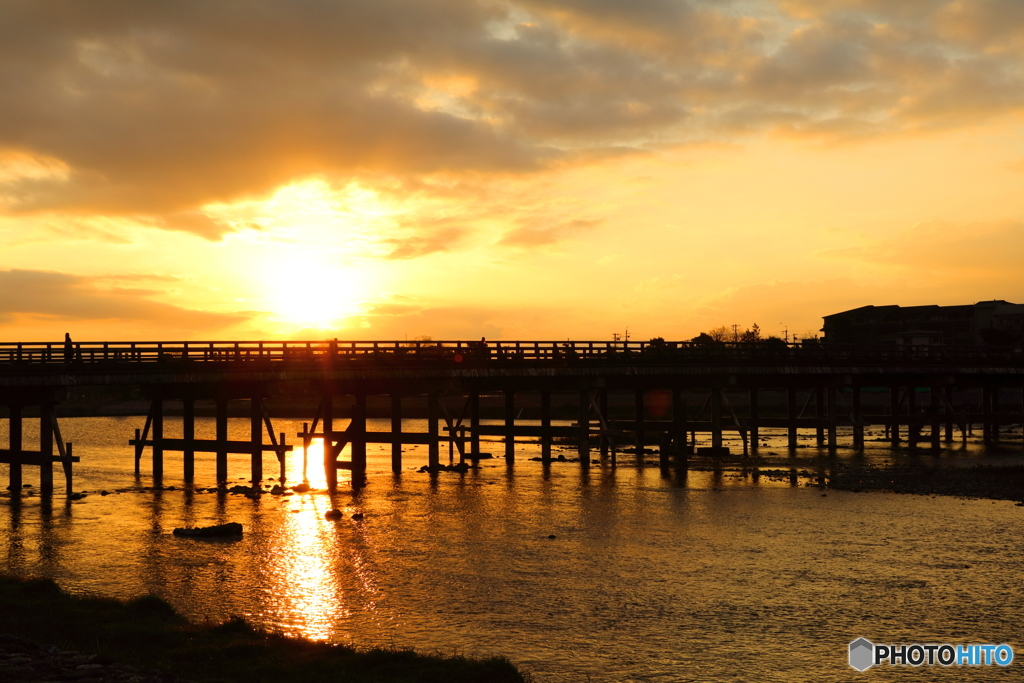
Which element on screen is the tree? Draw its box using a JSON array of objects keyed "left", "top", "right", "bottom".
[
  {"left": 740, "top": 323, "right": 761, "bottom": 342},
  {"left": 705, "top": 325, "right": 731, "bottom": 342}
]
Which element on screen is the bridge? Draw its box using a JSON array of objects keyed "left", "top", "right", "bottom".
[{"left": 2, "top": 338, "right": 1023, "bottom": 497}]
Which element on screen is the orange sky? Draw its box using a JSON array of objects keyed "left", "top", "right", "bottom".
[{"left": 2, "top": 1, "right": 1024, "bottom": 342}]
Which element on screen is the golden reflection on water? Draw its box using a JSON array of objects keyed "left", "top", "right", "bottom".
[
  {"left": 262, "top": 493, "right": 345, "bottom": 641},
  {"left": 263, "top": 437, "right": 386, "bottom": 642},
  {"left": 286, "top": 437, "right": 350, "bottom": 490}
]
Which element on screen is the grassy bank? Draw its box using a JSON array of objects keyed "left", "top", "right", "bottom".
[{"left": 0, "top": 576, "right": 528, "bottom": 683}]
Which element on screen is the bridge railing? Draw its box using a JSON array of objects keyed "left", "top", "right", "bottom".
[{"left": 1, "top": 339, "right": 1023, "bottom": 366}]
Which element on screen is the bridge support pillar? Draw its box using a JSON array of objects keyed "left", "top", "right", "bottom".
[
  {"left": 889, "top": 386, "right": 900, "bottom": 447},
  {"left": 391, "top": 394, "right": 403, "bottom": 473},
  {"left": 815, "top": 387, "right": 825, "bottom": 448},
  {"left": 324, "top": 395, "right": 336, "bottom": 491},
  {"left": 930, "top": 387, "right": 941, "bottom": 450},
  {"left": 183, "top": 397, "right": 195, "bottom": 483},
  {"left": 215, "top": 398, "right": 228, "bottom": 484},
  {"left": 579, "top": 390, "right": 590, "bottom": 466},
  {"left": 749, "top": 388, "right": 759, "bottom": 452},
  {"left": 991, "top": 387, "right": 1000, "bottom": 443},
  {"left": 250, "top": 395, "right": 263, "bottom": 483},
  {"left": 352, "top": 393, "right": 367, "bottom": 480},
  {"left": 710, "top": 386, "right": 723, "bottom": 451},
  {"left": 599, "top": 389, "right": 610, "bottom": 460},
  {"left": 907, "top": 386, "right": 918, "bottom": 449},
  {"left": 852, "top": 387, "right": 864, "bottom": 450},
  {"left": 541, "top": 390, "right": 551, "bottom": 463},
  {"left": 982, "top": 386, "right": 993, "bottom": 445},
  {"left": 634, "top": 389, "right": 645, "bottom": 462},
  {"left": 945, "top": 387, "right": 955, "bottom": 442},
  {"left": 8, "top": 403, "right": 22, "bottom": 497},
  {"left": 428, "top": 392, "right": 440, "bottom": 468},
  {"left": 40, "top": 404, "right": 53, "bottom": 496},
  {"left": 787, "top": 388, "right": 798, "bottom": 451},
  {"left": 153, "top": 397, "right": 164, "bottom": 481},
  {"left": 504, "top": 390, "right": 515, "bottom": 462},
  {"left": 827, "top": 387, "right": 837, "bottom": 451},
  {"left": 469, "top": 392, "right": 480, "bottom": 460},
  {"left": 673, "top": 388, "right": 687, "bottom": 468}
]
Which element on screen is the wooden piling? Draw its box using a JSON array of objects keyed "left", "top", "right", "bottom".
[
  {"left": 634, "top": 389, "right": 645, "bottom": 459},
  {"left": 787, "top": 387, "right": 798, "bottom": 450},
  {"left": 504, "top": 390, "right": 515, "bottom": 462},
  {"left": 215, "top": 398, "right": 228, "bottom": 484},
  {"left": 711, "top": 386, "right": 723, "bottom": 451},
  {"left": 578, "top": 390, "right": 590, "bottom": 466},
  {"left": 469, "top": 392, "right": 480, "bottom": 459},
  {"left": 826, "top": 386, "right": 837, "bottom": 450},
  {"left": 39, "top": 404, "right": 53, "bottom": 496},
  {"left": 250, "top": 395, "right": 263, "bottom": 483},
  {"left": 64, "top": 442, "right": 73, "bottom": 496},
  {"left": 982, "top": 386, "right": 992, "bottom": 444},
  {"left": 541, "top": 390, "right": 552, "bottom": 463},
  {"left": 991, "top": 387, "right": 1000, "bottom": 442},
  {"left": 152, "top": 397, "right": 164, "bottom": 481},
  {"left": 889, "top": 386, "right": 900, "bottom": 447},
  {"left": 428, "top": 392, "right": 440, "bottom": 468},
  {"left": 907, "top": 386, "right": 918, "bottom": 449},
  {"left": 815, "top": 387, "right": 825, "bottom": 448},
  {"left": 599, "top": 389, "right": 610, "bottom": 458},
  {"left": 945, "top": 386, "right": 955, "bottom": 442},
  {"left": 324, "top": 395, "right": 336, "bottom": 490},
  {"left": 391, "top": 394, "right": 402, "bottom": 473},
  {"left": 852, "top": 386, "right": 864, "bottom": 450},
  {"left": 9, "top": 403, "right": 22, "bottom": 496},
  {"left": 749, "top": 388, "right": 759, "bottom": 452},
  {"left": 183, "top": 397, "right": 195, "bottom": 483},
  {"left": 351, "top": 393, "right": 367, "bottom": 476},
  {"left": 672, "top": 388, "right": 687, "bottom": 468}
]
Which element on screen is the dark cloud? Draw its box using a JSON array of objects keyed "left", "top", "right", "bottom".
[
  {"left": 2, "top": 0, "right": 1023, "bottom": 237},
  {"left": 0, "top": 269, "right": 249, "bottom": 329}
]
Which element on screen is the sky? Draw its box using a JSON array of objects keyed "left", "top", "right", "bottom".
[{"left": 2, "top": 0, "right": 1024, "bottom": 342}]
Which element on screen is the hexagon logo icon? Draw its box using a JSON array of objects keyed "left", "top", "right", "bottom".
[{"left": 849, "top": 637, "right": 875, "bottom": 671}]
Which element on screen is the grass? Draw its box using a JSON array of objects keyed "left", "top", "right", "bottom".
[{"left": 0, "top": 575, "right": 529, "bottom": 683}]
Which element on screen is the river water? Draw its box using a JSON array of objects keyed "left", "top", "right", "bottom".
[{"left": 0, "top": 416, "right": 1022, "bottom": 681}]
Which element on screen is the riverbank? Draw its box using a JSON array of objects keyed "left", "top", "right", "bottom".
[{"left": 0, "top": 577, "right": 528, "bottom": 683}]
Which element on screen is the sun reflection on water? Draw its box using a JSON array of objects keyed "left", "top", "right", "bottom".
[{"left": 262, "top": 494, "right": 347, "bottom": 641}]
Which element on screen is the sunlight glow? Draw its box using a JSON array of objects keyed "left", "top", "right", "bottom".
[{"left": 262, "top": 257, "right": 369, "bottom": 329}]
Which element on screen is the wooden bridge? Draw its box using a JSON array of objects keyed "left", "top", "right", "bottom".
[{"left": 2, "top": 338, "right": 1024, "bottom": 497}]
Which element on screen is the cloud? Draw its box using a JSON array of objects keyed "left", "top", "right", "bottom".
[
  {"left": 0, "top": 269, "right": 249, "bottom": 330},
  {"left": 500, "top": 217, "right": 604, "bottom": 246},
  {"left": 383, "top": 227, "right": 468, "bottom": 259},
  {"left": 3, "top": 0, "right": 1024, "bottom": 239}
]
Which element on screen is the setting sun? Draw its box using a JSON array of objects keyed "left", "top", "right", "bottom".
[{"left": 262, "top": 258, "right": 370, "bottom": 331}]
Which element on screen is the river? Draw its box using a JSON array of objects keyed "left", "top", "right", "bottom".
[{"left": 1, "top": 416, "right": 1021, "bottom": 681}]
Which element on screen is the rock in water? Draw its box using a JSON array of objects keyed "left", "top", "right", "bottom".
[
  {"left": 172, "top": 522, "right": 243, "bottom": 538},
  {"left": 325, "top": 509, "right": 343, "bottom": 520}
]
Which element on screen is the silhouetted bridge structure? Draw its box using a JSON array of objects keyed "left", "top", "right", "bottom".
[{"left": 2, "top": 338, "right": 1024, "bottom": 497}]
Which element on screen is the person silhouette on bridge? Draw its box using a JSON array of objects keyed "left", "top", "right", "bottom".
[{"left": 63, "top": 333, "right": 73, "bottom": 364}]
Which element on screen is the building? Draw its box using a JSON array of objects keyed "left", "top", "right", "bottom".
[{"left": 821, "top": 300, "right": 1024, "bottom": 346}]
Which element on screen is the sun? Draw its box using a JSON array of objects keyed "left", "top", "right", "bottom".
[{"left": 262, "top": 257, "right": 369, "bottom": 330}]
